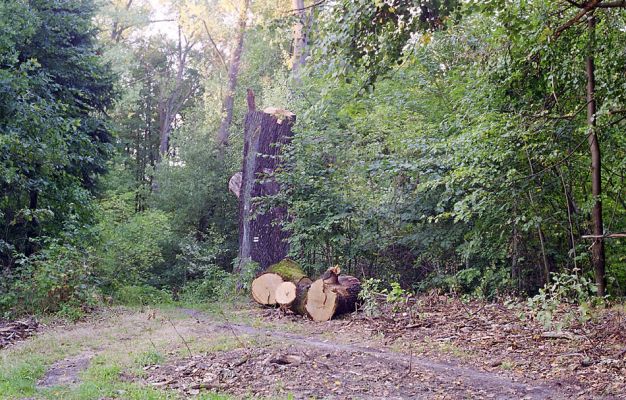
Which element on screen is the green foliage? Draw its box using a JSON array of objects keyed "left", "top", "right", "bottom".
[
  {"left": 94, "top": 189, "right": 174, "bottom": 288},
  {"left": 527, "top": 271, "right": 601, "bottom": 330},
  {"left": 135, "top": 350, "right": 164, "bottom": 367},
  {"left": 236, "top": 260, "right": 261, "bottom": 293},
  {"left": 358, "top": 278, "right": 383, "bottom": 317},
  {"left": 3, "top": 0, "right": 626, "bottom": 317},
  {"left": 384, "top": 282, "right": 411, "bottom": 312},
  {"left": 2, "top": 237, "right": 98, "bottom": 317},
  {"left": 279, "top": 0, "right": 626, "bottom": 298},
  {"left": 114, "top": 285, "right": 173, "bottom": 307},
  {"left": 0, "top": 0, "right": 115, "bottom": 265},
  {"left": 179, "top": 271, "right": 236, "bottom": 303}
]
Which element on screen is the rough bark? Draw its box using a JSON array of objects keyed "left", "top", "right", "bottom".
[
  {"left": 216, "top": 0, "right": 250, "bottom": 146},
  {"left": 586, "top": 15, "right": 606, "bottom": 296},
  {"left": 236, "top": 94, "right": 294, "bottom": 274}
]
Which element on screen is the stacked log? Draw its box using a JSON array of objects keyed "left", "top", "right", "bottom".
[
  {"left": 251, "top": 259, "right": 305, "bottom": 305},
  {"left": 251, "top": 261, "right": 361, "bottom": 321}
]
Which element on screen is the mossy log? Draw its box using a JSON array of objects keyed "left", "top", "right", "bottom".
[{"left": 251, "top": 259, "right": 306, "bottom": 305}]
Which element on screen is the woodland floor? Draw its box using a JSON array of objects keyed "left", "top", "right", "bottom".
[{"left": 0, "top": 296, "right": 624, "bottom": 399}]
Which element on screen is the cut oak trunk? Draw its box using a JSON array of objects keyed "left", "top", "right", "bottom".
[
  {"left": 251, "top": 259, "right": 305, "bottom": 305},
  {"left": 236, "top": 92, "right": 294, "bottom": 274},
  {"left": 305, "top": 275, "right": 361, "bottom": 322}
]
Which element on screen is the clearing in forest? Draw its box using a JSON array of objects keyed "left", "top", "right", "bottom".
[{"left": 0, "top": 297, "right": 624, "bottom": 399}]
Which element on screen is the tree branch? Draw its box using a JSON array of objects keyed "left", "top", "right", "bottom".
[
  {"left": 554, "top": 0, "right": 602, "bottom": 38},
  {"left": 596, "top": 0, "right": 626, "bottom": 7},
  {"left": 284, "top": 0, "right": 326, "bottom": 14},
  {"left": 564, "top": 0, "right": 585, "bottom": 7},
  {"left": 202, "top": 20, "right": 228, "bottom": 73}
]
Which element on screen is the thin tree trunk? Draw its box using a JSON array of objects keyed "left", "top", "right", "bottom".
[
  {"left": 158, "top": 26, "right": 198, "bottom": 163},
  {"left": 216, "top": 0, "right": 250, "bottom": 146},
  {"left": 558, "top": 166, "right": 578, "bottom": 271},
  {"left": 291, "top": 0, "right": 307, "bottom": 78},
  {"left": 525, "top": 149, "right": 551, "bottom": 284},
  {"left": 586, "top": 15, "right": 606, "bottom": 296}
]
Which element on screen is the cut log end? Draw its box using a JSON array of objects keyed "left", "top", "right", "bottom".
[
  {"left": 251, "top": 273, "right": 284, "bottom": 305},
  {"left": 305, "top": 279, "right": 338, "bottom": 322},
  {"left": 305, "top": 275, "right": 361, "bottom": 322},
  {"left": 275, "top": 281, "right": 297, "bottom": 305}
]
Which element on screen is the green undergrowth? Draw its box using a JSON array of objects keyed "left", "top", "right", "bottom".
[
  {"left": 0, "top": 302, "right": 304, "bottom": 400},
  {"left": 0, "top": 307, "right": 247, "bottom": 400}
]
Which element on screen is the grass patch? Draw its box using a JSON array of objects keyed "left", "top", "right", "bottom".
[{"left": 0, "top": 306, "right": 241, "bottom": 400}]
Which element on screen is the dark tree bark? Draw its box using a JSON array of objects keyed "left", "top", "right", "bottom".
[
  {"left": 236, "top": 93, "right": 294, "bottom": 274},
  {"left": 550, "top": 2, "right": 626, "bottom": 296},
  {"left": 586, "top": 15, "right": 606, "bottom": 296}
]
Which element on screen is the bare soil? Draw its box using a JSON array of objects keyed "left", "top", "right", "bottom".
[
  {"left": 144, "top": 308, "right": 561, "bottom": 399},
  {"left": 4, "top": 296, "right": 624, "bottom": 399},
  {"left": 36, "top": 351, "right": 95, "bottom": 388},
  {"left": 144, "top": 299, "right": 625, "bottom": 399}
]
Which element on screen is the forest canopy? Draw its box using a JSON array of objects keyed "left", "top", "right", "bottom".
[{"left": 1, "top": 0, "right": 625, "bottom": 318}]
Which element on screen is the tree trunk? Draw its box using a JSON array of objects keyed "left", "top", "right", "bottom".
[
  {"left": 216, "top": 0, "right": 250, "bottom": 146},
  {"left": 586, "top": 15, "right": 606, "bottom": 296},
  {"left": 305, "top": 275, "right": 361, "bottom": 322},
  {"left": 291, "top": 0, "right": 307, "bottom": 78},
  {"left": 236, "top": 93, "right": 294, "bottom": 275}
]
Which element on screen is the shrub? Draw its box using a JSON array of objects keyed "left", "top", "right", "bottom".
[
  {"left": 114, "top": 285, "right": 172, "bottom": 306},
  {"left": 3, "top": 239, "right": 99, "bottom": 317},
  {"left": 96, "top": 194, "right": 174, "bottom": 288},
  {"left": 527, "top": 270, "right": 601, "bottom": 330},
  {"left": 358, "top": 278, "right": 383, "bottom": 317}
]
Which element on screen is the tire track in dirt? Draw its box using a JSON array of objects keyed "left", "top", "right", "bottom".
[
  {"left": 180, "top": 308, "right": 567, "bottom": 399},
  {"left": 36, "top": 351, "right": 96, "bottom": 389}
]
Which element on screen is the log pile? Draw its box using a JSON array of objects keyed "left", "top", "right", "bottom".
[
  {"left": 0, "top": 318, "right": 39, "bottom": 349},
  {"left": 251, "top": 260, "right": 361, "bottom": 322}
]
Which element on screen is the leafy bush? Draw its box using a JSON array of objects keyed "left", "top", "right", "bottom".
[
  {"left": 384, "top": 282, "right": 411, "bottom": 312},
  {"left": 358, "top": 278, "right": 383, "bottom": 317},
  {"left": 179, "top": 272, "right": 236, "bottom": 304},
  {"left": 3, "top": 239, "right": 98, "bottom": 317},
  {"left": 453, "top": 268, "right": 482, "bottom": 294},
  {"left": 416, "top": 267, "right": 512, "bottom": 300},
  {"left": 96, "top": 193, "right": 174, "bottom": 288},
  {"left": 527, "top": 270, "right": 601, "bottom": 330},
  {"left": 114, "top": 285, "right": 172, "bottom": 306}
]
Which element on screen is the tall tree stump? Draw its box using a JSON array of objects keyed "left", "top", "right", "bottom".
[{"left": 236, "top": 90, "right": 294, "bottom": 273}]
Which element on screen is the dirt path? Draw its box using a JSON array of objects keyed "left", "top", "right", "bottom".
[
  {"left": 36, "top": 351, "right": 95, "bottom": 388},
  {"left": 149, "top": 308, "right": 565, "bottom": 399},
  {"left": 5, "top": 305, "right": 614, "bottom": 399}
]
